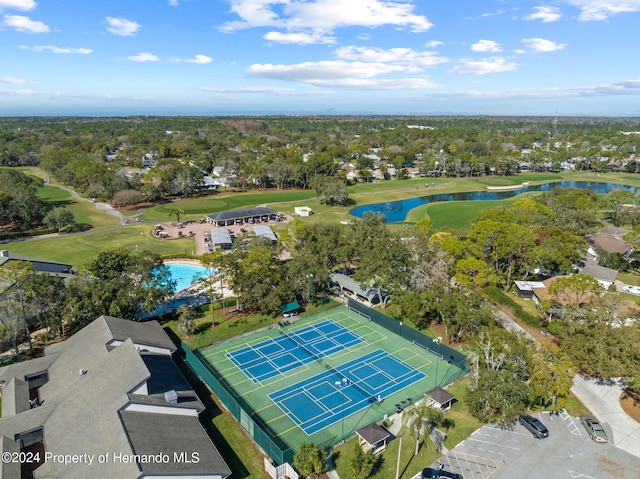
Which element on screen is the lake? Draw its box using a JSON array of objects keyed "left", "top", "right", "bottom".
[{"left": 349, "top": 181, "right": 639, "bottom": 223}]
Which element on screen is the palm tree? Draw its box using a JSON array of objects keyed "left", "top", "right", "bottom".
[
  {"left": 402, "top": 400, "right": 445, "bottom": 456},
  {"left": 168, "top": 207, "right": 184, "bottom": 225}
]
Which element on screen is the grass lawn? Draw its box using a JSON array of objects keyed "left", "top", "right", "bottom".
[
  {"left": 138, "top": 190, "right": 316, "bottom": 222},
  {"left": 171, "top": 347, "right": 266, "bottom": 479},
  {"left": 164, "top": 300, "right": 341, "bottom": 350},
  {"left": 4, "top": 225, "right": 195, "bottom": 267},
  {"left": 442, "top": 378, "right": 483, "bottom": 449},
  {"left": 616, "top": 271, "right": 640, "bottom": 286},
  {"left": 332, "top": 376, "right": 479, "bottom": 479},
  {"left": 333, "top": 432, "right": 440, "bottom": 479},
  {"left": 36, "top": 184, "right": 120, "bottom": 230}
]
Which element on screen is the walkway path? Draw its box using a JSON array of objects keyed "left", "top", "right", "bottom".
[
  {"left": 49, "top": 183, "right": 129, "bottom": 223},
  {"left": 571, "top": 375, "right": 640, "bottom": 459}
]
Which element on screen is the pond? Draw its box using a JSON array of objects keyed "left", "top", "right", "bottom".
[{"left": 349, "top": 181, "right": 640, "bottom": 223}]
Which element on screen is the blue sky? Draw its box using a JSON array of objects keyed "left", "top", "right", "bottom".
[{"left": 1, "top": 0, "right": 639, "bottom": 116}]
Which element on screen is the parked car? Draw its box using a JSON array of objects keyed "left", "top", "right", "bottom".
[
  {"left": 580, "top": 416, "right": 608, "bottom": 443},
  {"left": 519, "top": 414, "right": 549, "bottom": 439},
  {"left": 422, "top": 467, "right": 462, "bottom": 479}
]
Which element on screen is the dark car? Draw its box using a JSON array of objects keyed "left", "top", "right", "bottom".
[
  {"left": 580, "top": 416, "right": 608, "bottom": 443},
  {"left": 519, "top": 414, "right": 549, "bottom": 439},
  {"left": 422, "top": 467, "right": 463, "bottom": 479}
]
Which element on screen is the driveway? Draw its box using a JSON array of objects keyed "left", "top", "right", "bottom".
[{"left": 571, "top": 375, "right": 640, "bottom": 459}]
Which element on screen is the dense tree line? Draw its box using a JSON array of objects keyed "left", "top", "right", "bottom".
[
  {"left": 2, "top": 116, "right": 640, "bottom": 206},
  {"left": 202, "top": 185, "right": 639, "bottom": 423},
  {"left": 0, "top": 249, "right": 174, "bottom": 355},
  {"left": 0, "top": 169, "right": 45, "bottom": 231}
]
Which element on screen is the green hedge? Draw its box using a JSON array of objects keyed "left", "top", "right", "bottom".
[{"left": 482, "top": 285, "right": 541, "bottom": 327}]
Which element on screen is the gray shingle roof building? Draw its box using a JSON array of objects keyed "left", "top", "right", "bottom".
[
  {"left": 0, "top": 250, "right": 73, "bottom": 277},
  {"left": 210, "top": 228, "right": 233, "bottom": 248},
  {"left": 205, "top": 207, "right": 277, "bottom": 226},
  {"left": 0, "top": 316, "right": 231, "bottom": 479},
  {"left": 253, "top": 225, "right": 277, "bottom": 243},
  {"left": 329, "top": 272, "right": 383, "bottom": 306}
]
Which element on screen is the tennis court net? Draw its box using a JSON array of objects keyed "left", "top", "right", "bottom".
[
  {"left": 324, "top": 360, "right": 376, "bottom": 401},
  {"left": 280, "top": 329, "right": 324, "bottom": 363}
]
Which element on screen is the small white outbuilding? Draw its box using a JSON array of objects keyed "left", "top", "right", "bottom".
[{"left": 294, "top": 206, "right": 313, "bottom": 217}]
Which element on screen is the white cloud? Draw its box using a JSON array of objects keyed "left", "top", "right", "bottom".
[
  {"left": 464, "top": 9, "right": 506, "bottom": 20},
  {"left": 0, "top": 0, "right": 36, "bottom": 11},
  {"left": 168, "top": 0, "right": 179, "bottom": 5},
  {"left": 127, "top": 52, "right": 159, "bottom": 62},
  {"left": 105, "top": 17, "right": 141, "bottom": 36},
  {"left": 562, "top": 0, "right": 640, "bottom": 21},
  {"left": 524, "top": 6, "right": 562, "bottom": 22},
  {"left": 522, "top": 38, "right": 566, "bottom": 52},
  {"left": 245, "top": 60, "right": 439, "bottom": 89},
  {"left": 424, "top": 40, "right": 444, "bottom": 48},
  {"left": 172, "top": 54, "right": 213, "bottom": 64},
  {"left": 186, "top": 54, "right": 213, "bottom": 64},
  {"left": 471, "top": 40, "right": 502, "bottom": 52},
  {"left": 448, "top": 57, "right": 518, "bottom": 75},
  {"left": 3, "top": 14, "right": 49, "bottom": 33},
  {"left": 20, "top": 45, "right": 92, "bottom": 54},
  {"left": 221, "top": 0, "right": 433, "bottom": 33},
  {"left": 201, "top": 85, "right": 334, "bottom": 95},
  {"left": 335, "top": 46, "right": 448, "bottom": 67},
  {"left": 427, "top": 78, "right": 640, "bottom": 100},
  {"left": 264, "top": 31, "right": 336, "bottom": 44},
  {"left": 1, "top": 76, "right": 27, "bottom": 84}
]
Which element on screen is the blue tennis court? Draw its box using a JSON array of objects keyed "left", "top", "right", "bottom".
[
  {"left": 226, "top": 320, "right": 364, "bottom": 383},
  {"left": 269, "top": 349, "right": 426, "bottom": 435}
]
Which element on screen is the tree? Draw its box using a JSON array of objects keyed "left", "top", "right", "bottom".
[
  {"left": 547, "top": 274, "right": 602, "bottom": 310},
  {"left": 527, "top": 343, "right": 575, "bottom": 411},
  {"left": 168, "top": 208, "right": 185, "bottom": 225},
  {"left": 347, "top": 440, "right": 376, "bottom": 479},
  {"left": 605, "top": 189, "right": 636, "bottom": 227},
  {"left": 466, "top": 220, "right": 536, "bottom": 290},
  {"left": 200, "top": 251, "right": 228, "bottom": 326},
  {"left": 176, "top": 304, "right": 197, "bottom": 336},
  {"left": 465, "top": 331, "right": 533, "bottom": 426},
  {"left": 0, "top": 261, "right": 48, "bottom": 358},
  {"left": 402, "top": 400, "right": 445, "bottom": 455},
  {"left": 44, "top": 207, "right": 75, "bottom": 234},
  {"left": 64, "top": 249, "right": 174, "bottom": 326},
  {"left": 292, "top": 442, "right": 327, "bottom": 478},
  {"left": 111, "top": 189, "right": 145, "bottom": 208}
]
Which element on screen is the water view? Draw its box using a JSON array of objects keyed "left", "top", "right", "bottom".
[{"left": 349, "top": 181, "right": 639, "bottom": 223}]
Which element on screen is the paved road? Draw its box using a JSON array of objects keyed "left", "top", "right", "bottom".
[{"left": 571, "top": 376, "right": 640, "bottom": 459}]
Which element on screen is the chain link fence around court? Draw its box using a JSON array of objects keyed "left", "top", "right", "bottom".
[
  {"left": 347, "top": 299, "right": 468, "bottom": 386},
  {"left": 181, "top": 342, "right": 294, "bottom": 465}
]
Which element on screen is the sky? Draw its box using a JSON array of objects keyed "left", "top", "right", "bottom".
[{"left": 1, "top": 0, "right": 639, "bottom": 116}]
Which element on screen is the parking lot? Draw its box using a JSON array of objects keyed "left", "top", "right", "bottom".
[{"left": 418, "top": 411, "right": 640, "bottom": 479}]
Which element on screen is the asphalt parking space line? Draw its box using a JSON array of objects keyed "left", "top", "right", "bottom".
[
  {"left": 560, "top": 411, "right": 583, "bottom": 435},
  {"left": 465, "top": 437, "right": 521, "bottom": 451},
  {"left": 443, "top": 451, "right": 504, "bottom": 479},
  {"left": 568, "top": 470, "right": 596, "bottom": 479}
]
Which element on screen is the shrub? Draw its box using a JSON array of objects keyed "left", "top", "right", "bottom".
[{"left": 482, "top": 285, "right": 541, "bottom": 327}]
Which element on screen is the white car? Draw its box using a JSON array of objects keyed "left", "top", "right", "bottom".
[{"left": 622, "top": 285, "right": 640, "bottom": 294}]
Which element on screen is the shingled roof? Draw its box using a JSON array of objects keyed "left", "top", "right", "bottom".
[
  {"left": 205, "top": 207, "right": 276, "bottom": 222},
  {"left": 0, "top": 316, "right": 229, "bottom": 479}
]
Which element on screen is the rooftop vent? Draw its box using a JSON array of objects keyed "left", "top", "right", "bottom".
[{"left": 164, "top": 390, "right": 178, "bottom": 404}]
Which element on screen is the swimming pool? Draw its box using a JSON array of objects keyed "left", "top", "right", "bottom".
[{"left": 163, "top": 262, "right": 212, "bottom": 293}]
